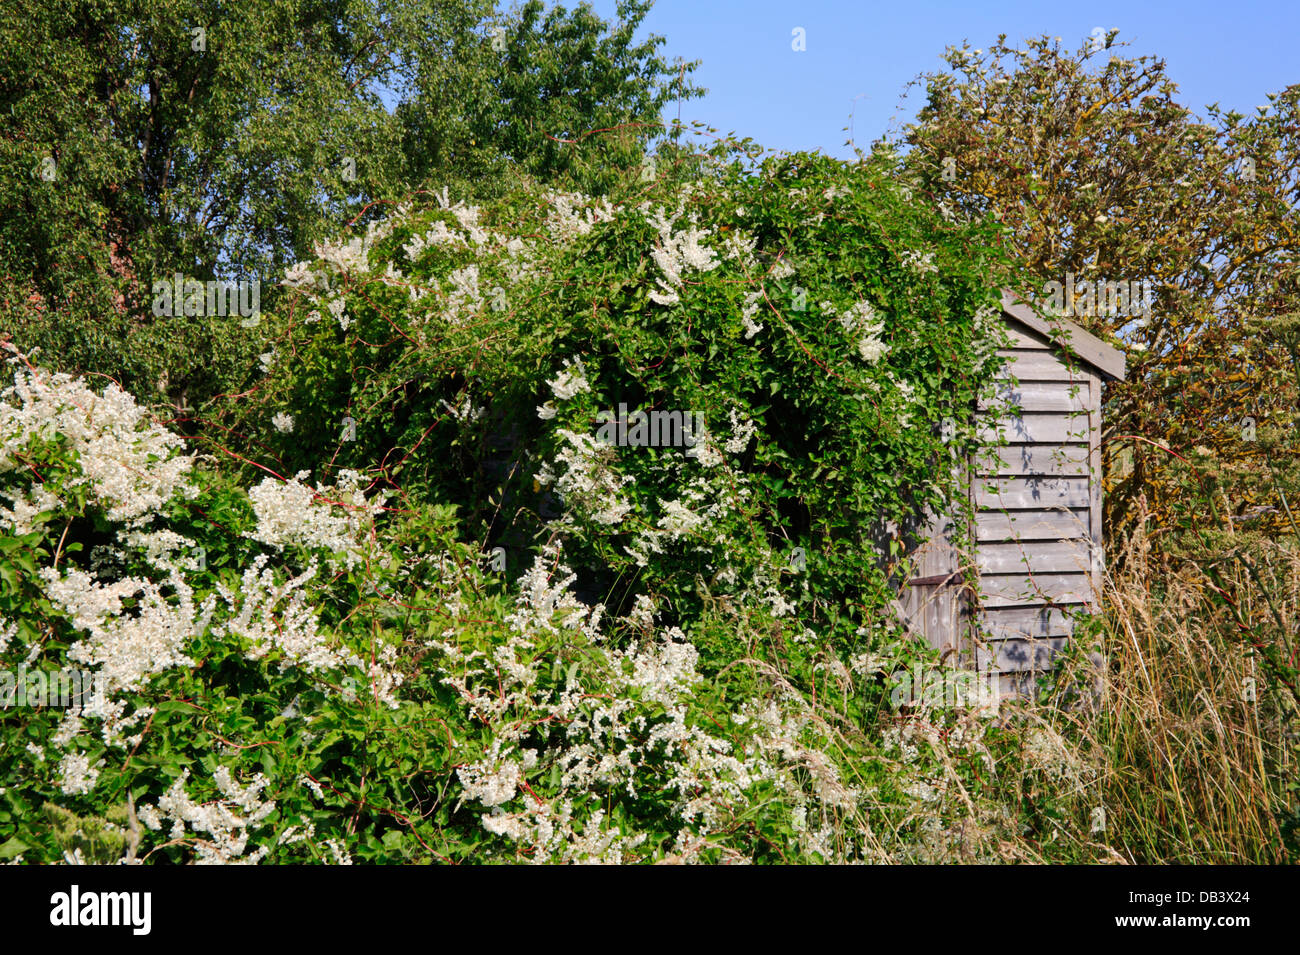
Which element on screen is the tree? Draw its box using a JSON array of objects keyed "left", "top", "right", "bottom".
[
  {"left": 896, "top": 33, "right": 1300, "bottom": 538},
  {"left": 0, "top": 0, "right": 699, "bottom": 407},
  {"left": 403, "top": 0, "right": 701, "bottom": 196}
]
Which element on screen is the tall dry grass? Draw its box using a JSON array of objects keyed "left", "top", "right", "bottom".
[{"left": 1017, "top": 498, "right": 1300, "bottom": 863}]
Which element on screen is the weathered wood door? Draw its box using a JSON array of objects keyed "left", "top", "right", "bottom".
[{"left": 897, "top": 507, "right": 968, "bottom": 664}]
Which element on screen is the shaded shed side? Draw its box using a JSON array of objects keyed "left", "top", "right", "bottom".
[
  {"left": 974, "top": 317, "right": 1101, "bottom": 696},
  {"left": 899, "top": 290, "right": 1125, "bottom": 698}
]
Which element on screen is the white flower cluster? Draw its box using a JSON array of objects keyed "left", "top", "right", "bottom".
[
  {"left": 740, "top": 289, "right": 764, "bottom": 340},
  {"left": 534, "top": 428, "right": 634, "bottom": 527},
  {"left": 770, "top": 258, "right": 796, "bottom": 280},
  {"left": 657, "top": 498, "right": 705, "bottom": 538},
  {"left": 323, "top": 838, "right": 353, "bottom": 865},
  {"left": 538, "top": 357, "right": 591, "bottom": 420},
  {"left": 440, "top": 395, "right": 486, "bottom": 423},
  {"left": 281, "top": 217, "right": 397, "bottom": 329},
  {"left": 140, "top": 767, "right": 277, "bottom": 864},
  {"left": 712, "top": 555, "right": 805, "bottom": 620},
  {"left": 120, "top": 527, "right": 204, "bottom": 573},
  {"left": 281, "top": 260, "right": 316, "bottom": 289},
  {"left": 363, "top": 657, "right": 404, "bottom": 710},
  {"left": 210, "top": 556, "right": 341, "bottom": 673},
  {"left": 826, "top": 299, "right": 889, "bottom": 364},
  {"left": 402, "top": 219, "right": 464, "bottom": 259},
  {"left": 721, "top": 229, "right": 758, "bottom": 269},
  {"left": 283, "top": 186, "right": 617, "bottom": 336},
  {"left": 401, "top": 192, "right": 491, "bottom": 261},
  {"left": 43, "top": 565, "right": 211, "bottom": 699},
  {"left": 544, "top": 190, "right": 615, "bottom": 242},
  {"left": 326, "top": 295, "right": 349, "bottom": 331},
  {"left": 1, "top": 350, "right": 412, "bottom": 860},
  {"left": 246, "top": 468, "right": 386, "bottom": 569},
  {"left": 546, "top": 357, "right": 591, "bottom": 402},
  {"left": 441, "top": 264, "right": 483, "bottom": 326},
  {"left": 0, "top": 359, "right": 195, "bottom": 533},
  {"left": 643, "top": 194, "right": 721, "bottom": 306},
  {"left": 971, "top": 301, "right": 1007, "bottom": 372},
  {"left": 435, "top": 545, "right": 864, "bottom": 863},
  {"left": 625, "top": 594, "right": 656, "bottom": 632},
  {"left": 437, "top": 549, "right": 742, "bottom": 860},
  {"left": 724, "top": 408, "right": 757, "bottom": 454},
  {"left": 57, "top": 752, "right": 104, "bottom": 796},
  {"left": 504, "top": 542, "right": 605, "bottom": 642},
  {"left": 339, "top": 218, "right": 401, "bottom": 271},
  {"left": 891, "top": 375, "right": 918, "bottom": 429},
  {"left": 682, "top": 418, "right": 722, "bottom": 467},
  {"left": 901, "top": 249, "right": 938, "bottom": 275},
  {"left": 0, "top": 617, "right": 17, "bottom": 654},
  {"left": 314, "top": 236, "right": 370, "bottom": 276},
  {"left": 458, "top": 741, "right": 528, "bottom": 808},
  {"left": 617, "top": 421, "right": 754, "bottom": 567},
  {"left": 760, "top": 574, "right": 798, "bottom": 617}
]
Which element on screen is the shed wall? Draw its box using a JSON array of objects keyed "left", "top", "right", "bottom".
[
  {"left": 972, "top": 318, "right": 1102, "bottom": 696},
  {"left": 898, "top": 313, "right": 1108, "bottom": 699}
]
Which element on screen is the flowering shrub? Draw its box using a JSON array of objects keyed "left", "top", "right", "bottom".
[
  {"left": 0, "top": 344, "right": 943, "bottom": 863},
  {"left": 230, "top": 143, "right": 1012, "bottom": 659},
  {"left": 0, "top": 347, "right": 408, "bottom": 862},
  {"left": 4, "top": 141, "right": 1084, "bottom": 865}
]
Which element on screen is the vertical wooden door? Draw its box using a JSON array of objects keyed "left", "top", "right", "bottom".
[{"left": 897, "top": 508, "right": 967, "bottom": 663}]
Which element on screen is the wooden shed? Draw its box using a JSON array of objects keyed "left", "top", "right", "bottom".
[{"left": 898, "top": 289, "right": 1127, "bottom": 699}]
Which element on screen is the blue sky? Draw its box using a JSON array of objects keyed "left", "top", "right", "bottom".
[{"left": 580, "top": 0, "right": 1299, "bottom": 156}]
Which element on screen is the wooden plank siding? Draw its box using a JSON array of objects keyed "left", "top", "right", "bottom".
[
  {"left": 977, "top": 637, "right": 1070, "bottom": 672},
  {"left": 978, "top": 413, "right": 1092, "bottom": 444},
  {"left": 973, "top": 444, "right": 1091, "bottom": 477},
  {"left": 894, "top": 294, "right": 1122, "bottom": 703},
  {"left": 978, "top": 573, "right": 1092, "bottom": 608},
  {"left": 973, "top": 476, "right": 1092, "bottom": 510},
  {"left": 975, "top": 508, "right": 1091, "bottom": 541},
  {"left": 977, "top": 540, "right": 1092, "bottom": 574},
  {"left": 997, "top": 349, "right": 1092, "bottom": 382},
  {"left": 1003, "top": 324, "right": 1052, "bottom": 350},
  {"left": 976, "top": 606, "right": 1077, "bottom": 639},
  {"left": 970, "top": 316, "right": 1104, "bottom": 698},
  {"left": 978, "top": 381, "right": 1090, "bottom": 413}
]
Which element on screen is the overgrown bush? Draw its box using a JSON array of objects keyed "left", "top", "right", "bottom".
[
  {"left": 0, "top": 336, "right": 1013, "bottom": 864},
  {"left": 220, "top": 141, "right": 1013, "bottom": 657},
  {"left": 2, "top": 140, "right": 1058, "bottom": 864}
]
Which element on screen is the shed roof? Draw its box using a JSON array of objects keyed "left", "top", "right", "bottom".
[{"left": 1000, "top": 288, "right": 1127, "bottom": 382}]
